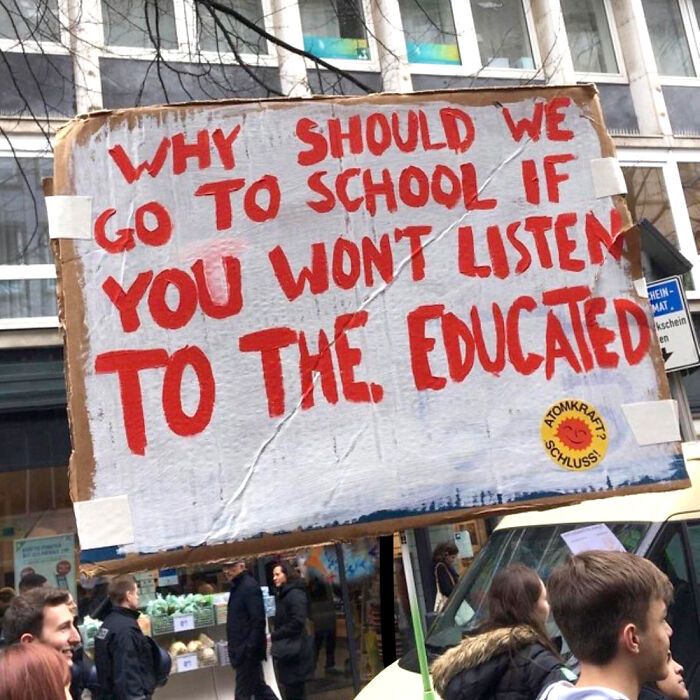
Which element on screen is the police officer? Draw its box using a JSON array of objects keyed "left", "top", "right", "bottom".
[{"left": 94, "top": 575, "right": 157, "bottom": 700}]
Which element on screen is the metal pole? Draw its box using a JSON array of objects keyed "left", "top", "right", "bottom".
[
  {"left": 400, "top": 531, "right": 437, "bottom": 700},
  {"left": 335, "top": 542, "right": 362, "bottom": 694},
  {"left": 668, "top": 371, "right": 696, "bottom": 441}
]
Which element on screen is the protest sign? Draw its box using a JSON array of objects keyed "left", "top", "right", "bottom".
[{"left": 51, "top": 86, "right": 687, "bottom": 572}]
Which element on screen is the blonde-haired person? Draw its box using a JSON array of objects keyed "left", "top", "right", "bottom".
[{"left": 0, "top": 642, "right": 72, "bottom": 700}]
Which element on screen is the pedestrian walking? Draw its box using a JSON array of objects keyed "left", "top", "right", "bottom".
[
  {"left": 94, "top": 575, "right": 158, "bottom": 700},
  {"left": 271, "top": 562, "right": 314, "bottom": 700},
  {"left": 432, "top": 542, "right": 459, "bottom": 613},
  {"left": 222, "top": 559, "right": 278, "bottom": 700},
  {"left": 0, "top": 642, "right": 72, "bottom": 700},
  {"left": 431, "top": 564, "right": 569, "bottom": 700},
  {"left": 540, "top": 550, "right": 673, "bottom": 700}
]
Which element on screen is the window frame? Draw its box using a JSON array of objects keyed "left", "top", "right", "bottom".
[
  {"left": 643, "top": 0, "right": 700, "bottom": 85},
  {"left": 0, "top": 143, "right": 59, "bottom": 330},
  {"left": 0, "top": 0, "right": 70, "bottom": 55},
  {"left": 99, "top": 0, "right": 279, "bottom": 67},
  {"left": 299, "top": 0, "right": 381, "bottom": 74},
  {"left": 618, "top": 147, "right": 700, "bottom": 293},
  {"left": 563, "top": 0, "right": 628, "bottom": 84}
]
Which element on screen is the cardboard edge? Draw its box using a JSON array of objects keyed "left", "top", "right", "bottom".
[
  {"left": 62, "top": 84, "right": 601, "bottom": 146},
  {"left": 81, "top": 477, "right": 691, "bottom": 576},
  {"left": 52, "top": 122, "right": 97, "bottom": 502}
]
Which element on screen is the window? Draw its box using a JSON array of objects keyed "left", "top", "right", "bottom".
[
  {"left": 198, "top": 0, "right": 268, "bottom": 54},
  {"left": 102, "top": 0, "right": 178, "bottom": 49},
  {"left": 0, "top": 157, "right": 56, "bottom": 320},
  {"left": 651, "top": 525, "right": 700, "bottom": 680},
  {"left": 0, "top": 0, "right": 60, "bottom": 43},
  {"left": 299, "top": 0, "right": 369, "bottom": 61},
  {"left": 561, "top": 0, "right": 618, "bottom": 74},
  {"left": 642, "top": 0, "right": 695, "bottom": 77},
  {"left": 623, "top": 166, "right": 681, "bottom": 249},
  {"left": 678, "top": 162, "right": 700, "bottom": 254},
  {"left": 398, "top": 0, "right": 460, "bottom": 65},
  {"left": 469, "top": 0, "right": 534, "bottom": 70}
]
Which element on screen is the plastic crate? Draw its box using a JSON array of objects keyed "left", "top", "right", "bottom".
[{"left": 150, "top": 606, "right": 215, "bottom": 637}]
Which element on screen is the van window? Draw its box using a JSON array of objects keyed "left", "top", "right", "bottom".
[
  {"left": 650, "top": 523, "right": 700, "bottom": 694},
  {"left": 425, "top": 522, "right": 648, "bottom": 651}
]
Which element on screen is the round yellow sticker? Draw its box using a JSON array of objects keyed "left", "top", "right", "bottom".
[{"left": 541, "top": 399, "right": 608, "bottom": 471}]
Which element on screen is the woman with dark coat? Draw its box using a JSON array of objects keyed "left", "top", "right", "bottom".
[
  {"left": 271, "top": 562, "right": 314, "bottom": 700},
  {"left": 431, "top": 564, "right": 570, "bottom": 700},
  {"left": 433, "top": 542, "right": 460, "bottom": 605}
]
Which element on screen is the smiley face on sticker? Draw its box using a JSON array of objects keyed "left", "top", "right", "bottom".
[{"left": 541, "top": 399, "right": 609, "bottom": 471}]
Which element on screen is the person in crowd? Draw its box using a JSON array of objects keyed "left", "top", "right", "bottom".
[
  {"left": 639, "top": 652, "right": 688, "bottom": 700},
  {"left": 0, "top": 642, "right": 72, "bottom": 700},
  {"left": 271, "top": 562, "right": 314, "bottom": 700},
  {"left": 222, "top": 559, "right": 277, "bottom": 700},
  {"left": 18, "top": 572, "right": 48, "bottom": 594},
  {"left": 3, "top": 587, "right": 81, "bottom": 665},
  {"left": 0, "top": 586, "right": 15, "bottom": 647},
  {"left": 431, "top": 564, "right": 569, "bottom": 700},
  {"left": 308, "top": 572, "right": 337, "bottom": 675},
  {"left": 540, "top": 550, "right": 673, "bottom": 700},
  {"left": 433, "top": 542, "right": 459, "bottom": 612},
  {"left": 94, "top": 575, "right": 157, "bottom": 700}
]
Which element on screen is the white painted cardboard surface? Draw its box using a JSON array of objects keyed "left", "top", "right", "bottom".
[{"left": 56, "top": 91, "right": 685, "bottom": 557}]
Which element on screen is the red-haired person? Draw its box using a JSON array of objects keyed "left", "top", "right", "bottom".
[{"left": 0, "top": 642, "right": 72, "bottom": 700}]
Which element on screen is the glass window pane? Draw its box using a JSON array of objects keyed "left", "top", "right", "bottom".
[
  {"left": 398, "top": 0, "right": 460, "bottom": 65},
  {"left": 0, "top": 279, "right": 56, "bottom": 318},
  {"left": 623, "top": 166, "right": 680, "bottom": 249},
  {"left": 678, "top": 162, "right": 700, "bottom": 255},
  {"left": 198, "top": 0, "right": 267, "bottom": 54},
  {"left": 0, "top": 0, "right": 60, "bottom": 42},
  {"left": 299, "top": 0, "right": 370, "bottom": 61},
  {"left": 102, "top": 0, "right": 178, "bottom": 49},
  {"left": 0, "top": 157, "right": 53, "bottom": 266},
  {"left": 642, "top": 0, "right": 695, "bottom": 77},
  {"left": 470, "top": 0, "right": 534, "bottom": 69},
  {"left": 561, "top": 0, "right": 618, "bottom": 73}
]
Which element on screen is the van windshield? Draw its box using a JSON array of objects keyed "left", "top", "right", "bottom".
[{"left": 425, "top": 521, "right": 649, "bottom": 651}]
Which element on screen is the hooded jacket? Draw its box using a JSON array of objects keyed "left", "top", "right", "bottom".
[
  {"left": 272, "top": 579, "right": 314, "bottom": 685},
  {"left": 431, "top": 625, "right": 567, "bottom": 700},
  {"left": 537, "top": 681, "right": 630, "bottom": 699}
]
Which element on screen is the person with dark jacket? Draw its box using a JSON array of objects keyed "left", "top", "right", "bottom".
[
  {"left": 223, "top": 560, "right": 277, "bottom": 700},
  {"left": 431, "top": 564, "right": 570, "bottom": 700},
  {"left": 94, "top": 575, "right": 157, "bottom": 700},
  {"left": 271, "top": 562, "right": 314, "bottom": 700},
  {"left": 639, "top": 652, "right": 689, "bottom": 700}
]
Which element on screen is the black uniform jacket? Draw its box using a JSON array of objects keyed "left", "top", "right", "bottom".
[
  {"left": 226, "top": 571, "right": 267, "bottom": 668},
  {"left": 94, "top": 606, "right": 156, "bottom": 700},
  {"left": 431, "top": 625, "right": 567, "bottom": 700}
]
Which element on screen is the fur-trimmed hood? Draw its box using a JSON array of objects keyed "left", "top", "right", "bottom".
[{"left": 431, "top": 625, "right": 540, "bottom": 696}]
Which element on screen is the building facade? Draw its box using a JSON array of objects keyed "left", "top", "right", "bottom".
[{"left": 1, "top": 0, "right": 700, "bottom": 695}]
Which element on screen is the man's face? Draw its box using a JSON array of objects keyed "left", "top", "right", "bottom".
[
  {"left": 223, "top": 563, "right": 245, "bottom": 581},
  {"left": 638, "top": 597, "right": 673, "bottom": 682},
  {"left": 39, "top": 603, "right": 81, "bottom": 665},
  {"left": 125, "top": 585, "right": 140, "bottom": 610}
]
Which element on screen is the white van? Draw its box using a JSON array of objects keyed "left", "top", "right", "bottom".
[{"left": 357, "top": 443, "right": 700, "bottom": 700}]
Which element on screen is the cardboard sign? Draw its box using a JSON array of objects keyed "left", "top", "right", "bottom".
[
  {"left": 647, "top": 276, "right": 700, "bottom": 372},
  {"left": 51, "top": 87, "right": 687, "bottom": 572}
]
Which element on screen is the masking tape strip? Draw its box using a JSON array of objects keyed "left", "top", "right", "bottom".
[
  {"left": 621, "top": 400, "right": 681, "bottom": 446},
  {"left": 633, "top": 277, "right": 648, "bottom": 299},
  {"left": 46, "top": 195, "right": 92, "bottom": 240},
  {"left": 74, "top": 495, "right": 134, "bottom": 550},
  {"left": 591, "top": 158, "right": 627, "bottom": 198}
]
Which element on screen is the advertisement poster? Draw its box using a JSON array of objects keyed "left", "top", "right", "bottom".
[
  {"left": 51, "top": 86, "right": 686, "bottom": 569},
  {"left": 14, "top": 534, "right": 77, "bottom": 599}
]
